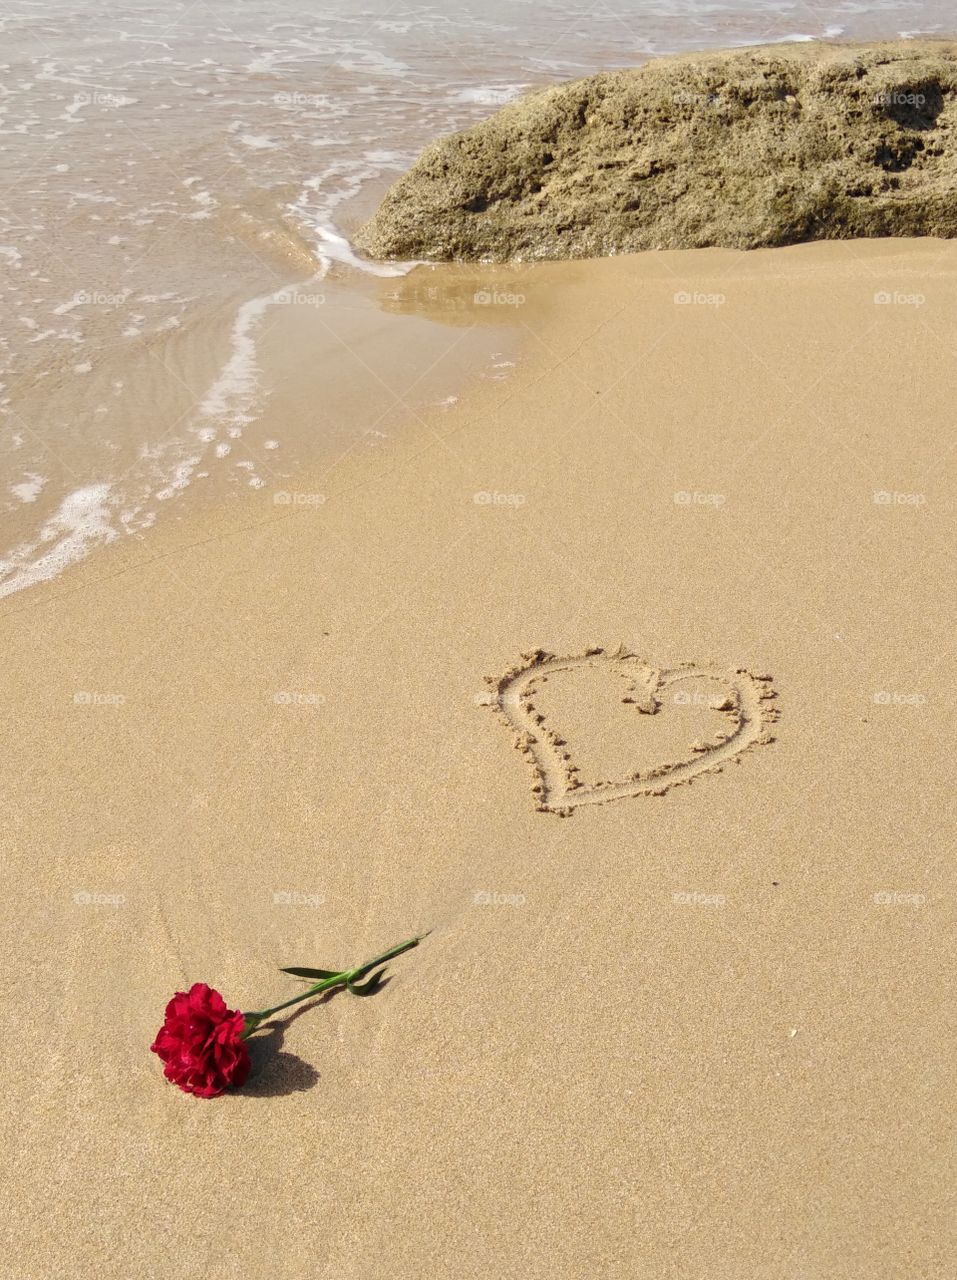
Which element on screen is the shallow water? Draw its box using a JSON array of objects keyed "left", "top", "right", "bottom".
[{"left": 0, "top": 0, "right": 953, "bottom": 596}]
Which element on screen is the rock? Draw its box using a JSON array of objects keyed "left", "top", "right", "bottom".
[{"left": 355, "top": 40, "right": 957, "bottom": 262}]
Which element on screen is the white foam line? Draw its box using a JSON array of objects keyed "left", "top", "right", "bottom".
[
  {"left": 730, "top": 25, "right": 846, "bottom": 46},
  {"left": 292, "top": 165, "right": 421, "bottom": 279},
  {"left": 312, "top": 224, "right": 417, "bottom": 277},
  {"left": 0, "top": 483, "right": 117, "bottom": 599},
  {"left": 198, "top": 282, "right": 293, "bottom": 423}
]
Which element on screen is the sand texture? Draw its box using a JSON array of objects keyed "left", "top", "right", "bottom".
[
  {"left": 3, "top": 239, "right": 956, "bottom": 1278},
  {"left": 356, "top": 41, "right": 957, "bottom": 262}
]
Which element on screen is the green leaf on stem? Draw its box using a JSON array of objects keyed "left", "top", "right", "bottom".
[
  {"left": 346, "top": 966, "right": 388, "bottom": 996},
  {"left": 280, "top": 967, "right": 342, "bottom": 981}
]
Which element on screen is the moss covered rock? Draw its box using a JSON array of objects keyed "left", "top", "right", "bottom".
[{"left": 355, "top": 40, "right": 957, "bottom": 262}]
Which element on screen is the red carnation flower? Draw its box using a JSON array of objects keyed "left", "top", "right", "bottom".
[
  {"left": 150, "top": 982, "right": 251, "bottom": 1098},
  {"left": 151, "top": 934, "right": 425, "bottom": 1098}
]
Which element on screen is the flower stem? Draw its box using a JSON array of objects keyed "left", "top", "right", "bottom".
[{"left": 241, "top": 934, "right": 426, "bottom": 1038}]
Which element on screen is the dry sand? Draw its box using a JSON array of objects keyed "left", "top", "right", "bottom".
[{"left": 2, "top": 237, "right": 955, "bottom": 1279}]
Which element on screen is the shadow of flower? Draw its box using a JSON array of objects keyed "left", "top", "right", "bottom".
[
  {"left": 237, "top": 979, "right": 392, "bottom": 1098},
  {"left": 241, "top": 1001, "right": 325, "bottom": 1097}
]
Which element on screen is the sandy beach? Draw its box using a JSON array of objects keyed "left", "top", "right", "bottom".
[{"left": 3, "top": 236, "right": 954, "bottom": 1277}]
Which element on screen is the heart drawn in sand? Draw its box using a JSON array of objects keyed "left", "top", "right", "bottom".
[{"left": 485, "top": 646, "right": 777, "bottom": 815}]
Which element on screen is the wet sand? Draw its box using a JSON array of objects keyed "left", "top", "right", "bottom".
[{"left": 3, "top": 238, "right": 955, "bottom": 1278}]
